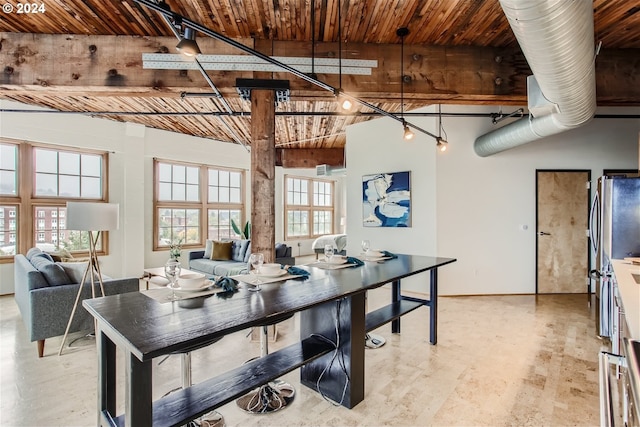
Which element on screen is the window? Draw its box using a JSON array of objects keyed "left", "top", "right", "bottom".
[
  {"left": 154, "top": 160, "right": 245, "bottom": 250},
  {"left": 34, "top": 147, "right": 102, "bottom": 198},
  {"left": 0, "top": 139, "right": 109, "bottom": 260},
  {"left": 285, "top": 176, "right": 334, "bottom": 239}
]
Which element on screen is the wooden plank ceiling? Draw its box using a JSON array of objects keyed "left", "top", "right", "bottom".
[{"left": 1, "top": 0, "right": 639, "bottom": 156}]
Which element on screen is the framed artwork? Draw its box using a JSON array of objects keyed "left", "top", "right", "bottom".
[{"left": 362, "top": 171, "right": 411, "bottom": 227}]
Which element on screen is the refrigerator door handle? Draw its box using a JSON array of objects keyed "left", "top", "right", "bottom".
[{"left": 589, "top": 191, "right": 600, "bottom": 254}]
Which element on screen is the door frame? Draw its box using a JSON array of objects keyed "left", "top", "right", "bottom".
[{"left": 535, "top": 169, "right": 592, "bottom": 294}]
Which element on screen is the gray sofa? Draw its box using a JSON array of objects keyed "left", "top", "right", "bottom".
[
  {"left": 188, "top": 239, "right": 295, "bottom": 277},
  {"left": 14, "top": 248, "right": 139, "bottom": 357}
]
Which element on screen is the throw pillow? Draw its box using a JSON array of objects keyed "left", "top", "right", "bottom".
[
  {"left": 203, "top": 239, "right": 214, "bottom": 259},
  {"left": 211, "top": 240, "right": 233, "bottom": 260},
  {"left": 30, "top": 253, "right": 55, "bottom": 271},
  {"left": 25, "top": 247, "right": 42, "bottom": 261},
  {"left": 231, "top": 239, "right": 250, "bottom": 262},
  {"left": 59, "top": 262, "right": 90, "bottom": 284},
  {"left": 59, "top": 262, "right": 111, "bottom": 284},
  {"left": 243, "top": 241, "right": 252, "bottom": 263},
  {"left": 39, "top": 263, "right": 71, "bottom": 286}
]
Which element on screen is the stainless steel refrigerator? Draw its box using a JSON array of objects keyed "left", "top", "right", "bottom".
[{"left": 590, "top": 176, "right": 640, "bottom": 339}]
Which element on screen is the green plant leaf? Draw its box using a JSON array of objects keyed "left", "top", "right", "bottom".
[
  {"left": 243, "top": 221, "right": 251, "bottom": 239},
  {"left": 231, "top": 219, "right": 243, "bottom": 238}
]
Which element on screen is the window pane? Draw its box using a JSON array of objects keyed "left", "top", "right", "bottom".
[
  {"left": 209, "top": 186, "right": 219, "bottom": 203},
  {"left": 172, "top": 183, "right": 185, "bottom": 200},
  {"left": 209, "top": 170, "right": 218, "bottom": 185},
  {"left": 173, "top": 165, "right": 186, "bottom": 183},
  {"left": 35, "top": 149, "right": 57, "bottom": 173},
  {"left": 219, "top": 170, "right": 229, "bottom": 186},
  {"left": 158, "top": 208, "right": 199, "bottom": 246},
  {"left": 81, "top": 176, "right": 101, "bottom": 198},
  {"left": 0, "top": 145, "right": 17, "bottom": 197},
  {"left": 219, "top": 187, "right": 230, "bottom": 203},
  {"left": 35, "top": 173, "right": 58, "bottom": 196},
  {"left": 229, "top": 188, "right": 241, "bottom": 203},
  {"left": 159, "top": 182, "right": 171, "bottom": 200},
  {"left": 59, "top": 151, "right": 80, "bottom": 175},
  {"left": 186, "top": 184, "right": 199, "bottom": 201},
  {"left": 230, "top": 172, "right": 240, "bottom": 187},
  {"left": 0, "top": 144, "right": 16, "bottom": 170},
  {"left": 59, "top": 175, "right": 80, "bottom": 198},
  {"left": 81, "top": 154, "right": 101, "bottom": 176},
  {"left": 0, "top": 206, "right": 17, "bottom": 255},
  {"left": 159, "top": 163, "right": 172, "bottom": 182},
  {"left": 0, "top": 170, "right": 16, "bottom": 196},
  {"left": 186, "top": 166, "right": 199, "bottom": 184}
]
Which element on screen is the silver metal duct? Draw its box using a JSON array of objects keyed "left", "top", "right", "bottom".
[{"left": 474, "top": 0, "right": 597, "bottom": 157}]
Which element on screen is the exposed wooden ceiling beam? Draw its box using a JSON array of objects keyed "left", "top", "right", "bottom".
[
  {"left": 276, "top": 148, "right": 345, "bottom": 168},
  {"left": 2, "top": 33, "right": 637, "bottom": 106},
  {"left": 3, "top": 33, "right": 525, "bottom": 103}
]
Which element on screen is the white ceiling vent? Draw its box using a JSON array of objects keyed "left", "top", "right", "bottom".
[{"left": 316, "top": 164, "right": 346, "bottom": 176}]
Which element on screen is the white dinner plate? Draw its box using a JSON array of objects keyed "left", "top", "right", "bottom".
[
  {"left": 259, "top": 269, "right": 287, "bottom": 278},
  {"left": 327, "top": 257, "right": 348, "bottom": 265},
  {"left": 177, "top": 280, "right": 213, "bottom": 292}
]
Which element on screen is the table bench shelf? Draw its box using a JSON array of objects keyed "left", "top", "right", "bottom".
[
  {"left": 105, "top": 336, "right": 334, "bottom": 427},
  {"left": 365, "top": 300, "right": 423, "bottom": 333}
]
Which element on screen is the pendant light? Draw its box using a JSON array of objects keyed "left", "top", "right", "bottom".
[
  {"left": 337, "top": 0, "right": 353, "bottom": 111},
  {"left": 176, "top": 27, "right": 201, "bottom": 57},
  {"left": 397, "top": 27, "right": 413, "bottom": 141},
  {"left": 436, "top": 104, "right": 448, "bottom": 151}
]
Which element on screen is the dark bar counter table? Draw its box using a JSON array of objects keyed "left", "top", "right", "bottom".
[{"left": 83, "top": 254, "right": 456, "bottom": 427}]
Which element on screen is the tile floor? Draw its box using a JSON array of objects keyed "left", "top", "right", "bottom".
[{"left": 0, "top": 287, "right": 607, "bottom": 426}]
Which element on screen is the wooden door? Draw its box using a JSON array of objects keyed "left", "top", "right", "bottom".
[{"left": 536, "top": 170, "right": 590, "bottom": 293}]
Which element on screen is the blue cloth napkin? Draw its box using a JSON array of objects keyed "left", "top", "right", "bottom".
[
  {"left": 286, "top": 266, "right": 310, "bottom": 279},
  {"left": 214, "top": 276, "right": 238, "bottom": 293},
  {"left": 381, "top": 250, "right": 398, "bottom": 259},
  {"left": 346, "top": 256, "right": 365, "bottom": 267}
]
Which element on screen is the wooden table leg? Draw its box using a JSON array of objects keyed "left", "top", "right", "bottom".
[
  {"left": 300, "top": 292, "right": 366, "bottom": 408},
  {"left": 125, "top": 352, "right": 153, "bottom": 426},
  {"left": 391, "top": 279, "right": 401, "bottom": 333},
  {"left": 429, "top": 268, "right": 438, "bottom": 345},
  {"left": 97, "top": 327, "right": 116, "bottom": 426}
]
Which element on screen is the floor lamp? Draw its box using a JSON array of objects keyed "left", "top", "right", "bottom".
[{"left": 58, "top": 202, "right": 119, "bottom": 356}]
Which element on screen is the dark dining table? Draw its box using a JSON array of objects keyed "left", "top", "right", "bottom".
[{"left": 84, "top": 254, "right": 456, "bottom": 427}]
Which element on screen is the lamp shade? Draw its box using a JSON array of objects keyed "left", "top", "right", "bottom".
[{"left": 66, "top": 202, "right": 119, "bottom": 231}]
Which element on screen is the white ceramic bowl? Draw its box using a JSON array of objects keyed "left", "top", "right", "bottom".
[
  {"left": 260, "top": 263, "right": 282, "bottom": 275},
  {"left": 177, "top": 272, "right": 206, "bottom": 289}
]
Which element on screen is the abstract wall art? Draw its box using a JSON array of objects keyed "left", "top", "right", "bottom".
[{"left": 362, "top": 171, "right": 411, "bottom": 227}]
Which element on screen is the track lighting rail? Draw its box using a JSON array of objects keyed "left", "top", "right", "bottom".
[{"left": 133, "top": 0, "right": 438, "bottom": 141}]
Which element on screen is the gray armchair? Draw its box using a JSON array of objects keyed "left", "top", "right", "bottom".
[{"left": 14, "top": 252, "right": 139, "bottom": 357}]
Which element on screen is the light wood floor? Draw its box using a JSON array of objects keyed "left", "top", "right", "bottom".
[{"left": 0, "top": 288, "right": 605, "bottom": 426}]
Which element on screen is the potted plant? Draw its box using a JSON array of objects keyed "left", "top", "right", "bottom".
[{"left": 231, "top": 219, "right": 251, "bottom": 239}]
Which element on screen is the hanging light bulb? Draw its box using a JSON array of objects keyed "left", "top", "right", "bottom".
[
  {"left": 403, "top": 123, "right": 414, "bottom": 141},
  {"left": 436, "top": 136, "right": 448, "bottom": 151},
  {"left": 436, "top": 104, "right": 448, "bottom": 151},
  {"left": 341, "top": 97, "right": 353, "bottom": 111}
]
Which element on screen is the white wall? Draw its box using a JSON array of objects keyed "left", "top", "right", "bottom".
[
  {"left": 346, "top": 111, "right": 438, "bottom": 293},
  {"left": 344, "top": 104, "right": 639, "bottom": 295}
]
